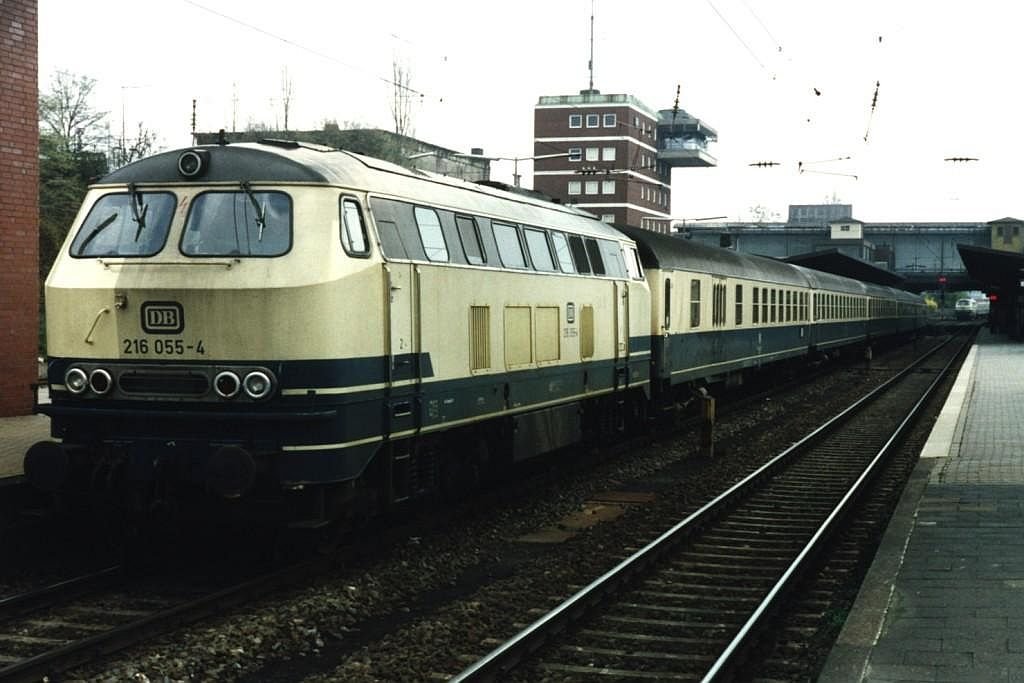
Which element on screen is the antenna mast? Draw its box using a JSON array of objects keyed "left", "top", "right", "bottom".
[{"left": 588, "top": 0, "right": 595, "bottom": 91}]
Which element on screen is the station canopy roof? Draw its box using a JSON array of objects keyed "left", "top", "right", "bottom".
[
  {"left": 958, "top": 243, "right": 1024, "bottom": 289},
  {"left": 782, "top": 249, "right": 905, "bottom": 287}
]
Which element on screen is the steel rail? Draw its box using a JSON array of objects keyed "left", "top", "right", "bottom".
[
  {"left": 451, "top": 334, "right": 959, "bottom": 682},
  {"left": 702, "top": 332, "right": 969, "bottom": 681}
]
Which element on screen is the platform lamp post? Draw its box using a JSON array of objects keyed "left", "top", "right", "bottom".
[{"left": 453, "top": 152, "right": 571, "bottom": 187}]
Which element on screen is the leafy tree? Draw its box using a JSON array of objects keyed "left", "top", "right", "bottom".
[{"left": 38, "top": 72, "right": 112, "bottom": 280}]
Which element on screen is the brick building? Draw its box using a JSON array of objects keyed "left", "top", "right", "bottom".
[
  {"left": 0, "top": 0, "right": 39, "bottom": 416},
  {"left": 533, "top": 89, "right": 716, "bottom": 233}
]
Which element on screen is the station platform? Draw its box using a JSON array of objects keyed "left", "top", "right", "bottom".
[
  {"left": 821, "top": 327, "right": 1024, "bottom": 682},
  {"left": 0, "top": 387, "right": 48, "bottom": 479}
]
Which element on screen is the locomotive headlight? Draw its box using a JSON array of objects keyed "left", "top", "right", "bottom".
[
  {"left": 214, "top": 371, "right": 241, "bottom": 399},
  {"left": 177, "top": 149, "right": 210, "bottom": 178},
  {"left": 65, "top": 367, "right": 88, "bottom": 395},
  {"left": 89, "top": 368, "right": 112, "bottom": 395},
  {"left": 242, "top": 371, "right": 273, "bottom": 400}
]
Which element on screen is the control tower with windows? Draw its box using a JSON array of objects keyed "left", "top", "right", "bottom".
[{"left": 532, "top": 89, "right": 717, "bottom": 233}]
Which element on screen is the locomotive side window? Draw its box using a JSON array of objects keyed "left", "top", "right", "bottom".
[
  {"left": 585, "top": 239, "right": 606, "bottom": 275},
  {"left": 597, "top": 239, "right": 626, "bottom": 277},
  {"left": 493, "top": 222, "right": 527, "bottom": 268},
  {"left": 551, "top": 232, "right": 576, "bottom": 273},
  {"left": 456, "top": 215, "right": 486, "bottom": 265},
  {"left": 568, "top": 235, "right": 591, "bottom": 274},
  {"left": 340, "top": 197, "right": 369, "bottom": 256},
  {"left": 524, "top": 228, "right": 556, "bottom": 271},
  {"left": 182, "top": 190, "right": 291, "bottom": 257},
  {"left": 625, "top": 246, "right": 643, "bottom": 280},
  {"left": 413, "top": 206, "right": 449, "bottom": 262},
  {"left": 71, "top": 191, "right": 177, "bottom": 258}
]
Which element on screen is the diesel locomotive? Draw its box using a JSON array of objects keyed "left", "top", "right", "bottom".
[{"left": 25, "top": 140, "right": 925, "bottom": 525}]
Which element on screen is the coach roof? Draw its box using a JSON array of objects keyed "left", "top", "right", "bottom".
[{"left": 619, "top": 225, "right": 810, "bottom": 287}]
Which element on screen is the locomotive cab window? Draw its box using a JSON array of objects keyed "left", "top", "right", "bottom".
[
  {"left": 71, "top": 191, "right": 177, "bottom": 258},
  {"left": 340, "top": 197, "right": 369, "bottom": 256},
  {"left": 414, "top": 206, "right": 449, "bottom": 262},
  {"left": 181, "top": 190, "right": 291, "bottom": 257}
]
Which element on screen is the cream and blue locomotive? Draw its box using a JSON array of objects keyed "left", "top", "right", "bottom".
[
  {"left": 26, "top": 140, "right": 925, "bottom": 525},
  {"left": 27, "top": 141, "right": 652, "bottom": 523}
]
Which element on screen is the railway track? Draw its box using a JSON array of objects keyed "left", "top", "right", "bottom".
[
  {"left": 0, "top": 557, "right": 323, "bottom": 683},
  {"left": 451, "top": 332, "right": 970, "bottom": 682}
]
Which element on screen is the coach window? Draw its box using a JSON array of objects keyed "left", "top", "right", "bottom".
[
  {"left": 456, "top": 215, "right": 486, "bottom": 265},
  {"left": 340, "top": 197, "right": 369, "bottom": 256},
  {"left": 752, "top": 287, "right": 760, "bottom": 324},
  {"left": 690, "top": 279, "right": 701, "bottom": 327},
  {"left": 568, "top": 235, "right": 591, "bottom": 274},
  {"left": 551, "top": 232, "right": 576, "bottom": 273},
  {"left": 735, "top": 285, "right": 743, "bottom": 325},
  {"left": 664, "top": 279, "right": 672, "bottom": 330},
  {"left": 413, "top": 206, "right": 448, "bottom": 262},
  {"left": 524, "top": 228, "right": 556, "bottom": 271},
  {"left": 584, "top": 238, "right": 606, "bottom": 275},
  {"left": 770, "top": 289, "right": 777, "bottom": 323},
  {"left": 493, "top": 222, "right": 527, "bottom": 268}
]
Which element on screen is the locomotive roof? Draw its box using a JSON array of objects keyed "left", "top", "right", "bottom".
[
  {"left": 618, "top": 225, "right": 810, "bottom": 287},
  {"left": 98, "top": 141, "right": 625, "bottom": 241}
]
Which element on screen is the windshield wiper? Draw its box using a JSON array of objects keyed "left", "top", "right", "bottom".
[
  {"left": 78, "top": 212, "right": 119, "bottom": 252},
  {"left": 127, "top": 183, "right": 148, "bottom": 242},
  {"left": 240, "top": 181, "right": 267, "bottom": 241}
]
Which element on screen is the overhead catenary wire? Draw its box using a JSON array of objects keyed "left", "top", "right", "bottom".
[{"left": 182, "top": 0, "right": 427, "bottom": 97}]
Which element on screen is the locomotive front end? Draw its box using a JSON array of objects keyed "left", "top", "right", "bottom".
[{"left": 26, "top": 144, "right": 381, "bottom": 523}]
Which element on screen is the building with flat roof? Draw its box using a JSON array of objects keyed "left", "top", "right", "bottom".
[{"left": 533, "top": 90, "right": 716, "bottom": 233}]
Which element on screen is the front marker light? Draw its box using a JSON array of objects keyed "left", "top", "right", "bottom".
[
  {"left": 65, "top": 367, "right": 88, "bottom": 394},
  {"left": 89, "top": 368, "right": 112, "bottom": 395},
  {"left": 214, "top": 371, "right": 241, "bottom": 399},
  {"left": 242, "top": 371, "right": 273, "bottom": 400}
]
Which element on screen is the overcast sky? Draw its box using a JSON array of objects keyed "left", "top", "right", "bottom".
[{"left": 38, "top": 0, "right": 1023, "bottom": 223}]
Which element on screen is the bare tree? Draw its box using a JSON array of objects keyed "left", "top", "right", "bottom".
[
  {"left": 108, "top": 121, "right": 158, "bottom": 169},
  {"left": 39, "top": 71, "right": 107, "bottom": 153},
  {"left": 391, "top": 59, "right": 414, "bottom": 139}
]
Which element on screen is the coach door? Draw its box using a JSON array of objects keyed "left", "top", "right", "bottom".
[
  {"left": 384, "top": 263, "right": 421, "bottom": 437},
  {"left": 614, "top": 281, "right": 630, "bottom": 387}
]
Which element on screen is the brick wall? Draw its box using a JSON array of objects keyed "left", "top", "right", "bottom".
[{"left": 0, "top": 0, "right": 39, "bottom": 416}]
